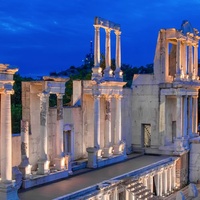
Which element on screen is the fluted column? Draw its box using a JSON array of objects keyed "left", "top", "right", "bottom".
[
  {"left": 37, "top": 92, "right": 49, "bottom": 174},
  {"left": 94, "top": 95, "right": 101, "bottom": 148},
  {"left": 1, "top": 92, "right": 12, "bottom": 182},
  {"left": 54, "top": 94, "right": 65, "bottom": 170},
  {"left": 114, "top": 30, "right": 123, "bottom": 80},
  {"left": 115, "top": 95, "right": 122, "bottom": 144},
  {"left": 188, "top": 96, "right": 193, "bottom": 137},
  {"left": 183, "top": 96, "right": 188, "bottom": 137},
  {"left": 92, "top": 25, "right": 102, "bottom": 79},
  {"left": 103, "top": 28, "right": 113, "bottom": 79},
  {"left": 192, "top": 96, "right": 198, "bottom": 134},
  {"left": 176, "top": 95, "right": 183, "bottom": 138},
  {"left": 165, "top": 40, "right": 169, "bottom": 80},
  {"left": 164, "top": 168, "right": 168, "bottom": 195},
  {"left": 175, "top": 39, "right": 182, "bottom": 80},
  {"left": 193, "top": 45, "right": 198, "bottom": 78},
  {"left": 188, "top": 44, "right": 193, "bottom": 79},
  {"left": 105, "top": 96, "right": 112, "bottom": 147},
  {"left": 168, "top": 166, "right": 172, "bottom": 192},
  {"left": 94, "top": 25, "right": 100, "bottom": 67}
]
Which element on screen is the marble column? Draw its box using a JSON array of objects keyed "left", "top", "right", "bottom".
[
  {"left": 193, "top": 45, "right": 198, "bottom": 79},
  {"left": 103, "top": 28, "right": 113, "bottom": 79},
  {"left": 171, "top": 164, "right": 176, "bottom": 189},
  {"left": 54, "top": 94, "right": 65, "bottom": 170},
  {"left": 188, "top": 44, "right": 193, "bottom": 79},
  {"left": 183, "top": 96, "right": 188, "bottom": 137},
  {"left": 192, "top": 96, "right": 198, "bottom": 134},
  {"left": 168, "top": 166, "right": 172, "bottom": 192},
  {"left": 114, "top": 30, "right": 123, "bottom": 80},
  {"left": 94, "top": 95, "right": 101, "bottom": 148},
  {"left": 164, "top": 168, "right": 168, "bottom": 195},
  {"left": 113, "top": 95, "right": 123, "bottom": 154},
  {"left": 92, "top": 25, "right": 102, "bottom": 79},
  {"left": 1, "top": 92, "right": 12, "bottom": 182},
  {"left": 176, "top": 95, "right": 183, "bottom": 138},
  {"left": 37, "top": 92, "right": 49, "bottom": 174},
  {"left": 0, "top": 91, "right": 18, "bottom": 199},
  {"left": 188, "top": 96, "right": 193, "bottom": 137},
  {"left": 103, "top": 96, "right": 113, "bottom": 157},
  {"left": 19, "top": 120, "right": 32, "bottom": 178},
  {"left": 175, "top": 39, "right": 182, "bottom": 80},
  {"left": 165, "top": 41, "right": 169, "bottom": 80}
]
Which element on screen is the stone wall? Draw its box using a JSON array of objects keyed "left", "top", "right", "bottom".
[
  {"left": 190, "top": 142, "right": 200, "bottom": 183},
  {"left": 12, "top": 134, "right": 21, "bottom": 167}
]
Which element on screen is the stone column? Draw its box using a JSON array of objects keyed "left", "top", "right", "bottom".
[
  {"left": 114, "top": 30, "right": 123, "bottom": 80},
  {"left": 103, "top": 28, "right": 113, "bottom": 79},
  {"left": 188, "top": 44, "right": 193, "bottom": 79},
  {"left": 113, "top": 95, "right": 123, "bottom": 154},
  {"left": 175, "top": 39, "right": 182, "bottom": 80},
  {"left": 168, "top": 166, "right": 172, "bottom": 192},
  {"left": 188, "top": 96, "right": 193, "bottom": 137},
  {"left": 171, "top": 164, "right": 176, "bottom": 189},
  {"left": 54, "top": 94, "right": 65, "bottom": 170},
  {"left": 102, "top": 96, "right": 113, "bottom": 157},
  {"left": 19, "top": 120, "right": 32, "bottom": 178},
  {"left": 176, "top": 95, "right": 183, "bottom": 138},
  {"left": 149, "top": 174, "right": 154, "bottom": 193},
  {"left": 0, "top": 91, "right": 18, "bottom": 199},
  {"left": 193, "top": 45, "right": 198, "bottom": 79},
  {"left": 159, "top": 94, "right": 166, "bottom": 145},
  {"left": 183, "top": 96, "right": 188, "bottom": 137},
  {"left": 37, "top": 92, "right": 49, "bottom": 175},
  {"left": 1, "top": 92, "right": 12, "bottom": 181},
  {"left": 165, "top": 40, "right": 169, "bottom": 80},
  {"left": 94, "top": 95, "right": 101, "bottom": 149},
  {"left": 164, "top": 168, "right": 168, "bottom": 195},
  {"left": 92, "top": 25, "right": 102, "bottom": 79},
  {"left": 192, "top": 96, "right": 198, "bottom": 134}
]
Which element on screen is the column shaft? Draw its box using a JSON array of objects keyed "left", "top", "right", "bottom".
[
  {"left": 188, "top": 44, "right": 193, "bottom": 77},
  {"left": 192, "top": 96, "right": 198, "bottom": 133},
  {"left": 159, "top": 95, "right": 166, "bottom": 145},
  {"left": 115, "top": 96, "right": 122, "bottom": 144},
  {"left": 94, "top": 25, "right": 100, "bottom": 67},
  {"left": 105, "top": 28, "right": 111, "bottom": 68},
  {"left": 105, "top": 96, "right": 111, "bottom": 147},
  {"left": 183, "top": 96, "right": 188, "bottom": 137},
  {"left": 115, "top": 31, "right": 121, "bottom": 68},
  {"left": 188, "top": 96, "right": 193, "bottom": 136},
  {"left": 1, "top": 93, "right": 12, "bottom": 181},
  {"left": 176, "top": 95, "right": 183, "bottom": 138},
  {"left": 176, "top": 40, "right": 181, "bottom": 78},
  {"left": 165, "top": 41, "right": 169, "bottom": 79},
  {"left": 56, "top": 94, "right": 64, "bottom": 156},
  {"left": 94, "top": 95, "right": 100, "bottom": 148},
  {"left": 194, "top": 45, "right": 198, "bottom": 77}
]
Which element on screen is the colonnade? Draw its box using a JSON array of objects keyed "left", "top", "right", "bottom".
[
  {"left": 93, "top": 94, "right": 123, "bottom": 157},
  {"left": 165, "top": 39, "right": 198, "bottom": 81},
  {"left": 176, "top": 95, "right": 198, "bottom": 139},
  {"left": 92, "top": 17, "right": 123, "bottom": 80},
  {"left": 37, "top": 92, "right": 65, "bottom": 174}
]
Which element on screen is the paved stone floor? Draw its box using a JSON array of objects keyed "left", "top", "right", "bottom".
[{"left": 18, "top": 155, "right": 170, "bottom": 200}]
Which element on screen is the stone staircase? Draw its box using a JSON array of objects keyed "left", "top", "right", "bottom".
[{"left": 123, "top": 179, "right": 156, "bottom": 200}]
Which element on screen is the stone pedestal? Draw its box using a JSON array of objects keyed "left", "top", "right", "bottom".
[
  {"left": 54, "top": 157, "right": 66, "bottom": 171},
  {"left": 0, "top": 181, "right": 19, "bottom": 200},
  {"left": 102, "top": 147, "right": 113, "bottom": 158},
  {"left": 87, "top": 147, "right": 98, "bottom": 168},
  {"left": 174, "top": 138, "right": 185, "bottom": 153},
  {"left": 113, "top": 143, "right": 125, "bottom": 155},
  {"left": 18, "top": 157, "right": 32, "bottom": 179},
  {"left": 37, "top": 160, "right": 50, "bottom": 175}
]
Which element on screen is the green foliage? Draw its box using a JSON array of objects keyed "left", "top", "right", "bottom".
[{"left": 11, "top": 104, "right": 22, "bottom": 133}]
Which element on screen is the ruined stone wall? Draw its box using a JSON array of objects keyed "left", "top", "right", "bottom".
[
  {"left": 189, "top": 143, "right": 200, "bottom": 183},
  {"left": 176, "top": 152, "right": 188, "bottom": 188},
  {"left": 132, "top": 83, "right": 160, "bottom": 150},
  {"left": 12, "top": 134, "right": 21, "bottom": 167}
]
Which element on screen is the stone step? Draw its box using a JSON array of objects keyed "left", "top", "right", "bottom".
[
  {"left": 135, "top": 189, "right": 151, "bottom": 196},
  {"left": 137, "top": 192, "right": 154, "bottom": 199},
  {"left": 130, "top": 185, "right": 146, "bottom": 193},
  {"left": 127, "top": 182, "right": 143, "bottom": 190}
]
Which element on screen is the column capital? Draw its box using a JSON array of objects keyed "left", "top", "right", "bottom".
[
  {"left": 2, "top": 89, "right": 14, "bottom": 95},
  {"left": 105, "top": 27, "right": 111, "bottom": 33},
  {"left": 38, "top": 92, "right": 49, "bottom": 98},
  {"left": 192, "top": 95, "right": 198, "bottom": 99},
  {"left": 93, "top": 24, "right": 100, "bottom": 29},
  {"left": 114, "top": 94, "right": 123, "bottom": 99},
  {"left": 114, "top": 30, "right": 121, "bottom": 36}
]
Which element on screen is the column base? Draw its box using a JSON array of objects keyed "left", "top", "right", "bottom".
[
  {"left": 54, "top": 157, "right": 66, "bottom": 171},
  {"left": 103, "top": 67, "right": 113, "bottom": 80},
  {"left": 37, "top": 160, "right": 50, "bottom": 175},
  {"left": 173, "top": 138, "right": 185, "bottom": 153},
  {"left": 102, "top": 147, "right": 113, "bottom": 158},
  {"left": 113, "top": 143, "right": 125, "bottom": 155},
  {"left": 92, "top": 67, "right": 102, "bottom": 80},
  {"left": 0, "top": 181, "right": 19, "bottom": 200},
  {"left": 18, "top": 157, "right": 32, "bottom": 178},
  {"left": 114, "top": 68, "right": 123, "bottom": 81},
  {"left": 86, "top": 147, "right": 98, "bottom": 168}
]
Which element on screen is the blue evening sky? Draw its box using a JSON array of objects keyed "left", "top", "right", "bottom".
[{"left": 0, "top": 0, "right": 200, "bottom": 76}]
